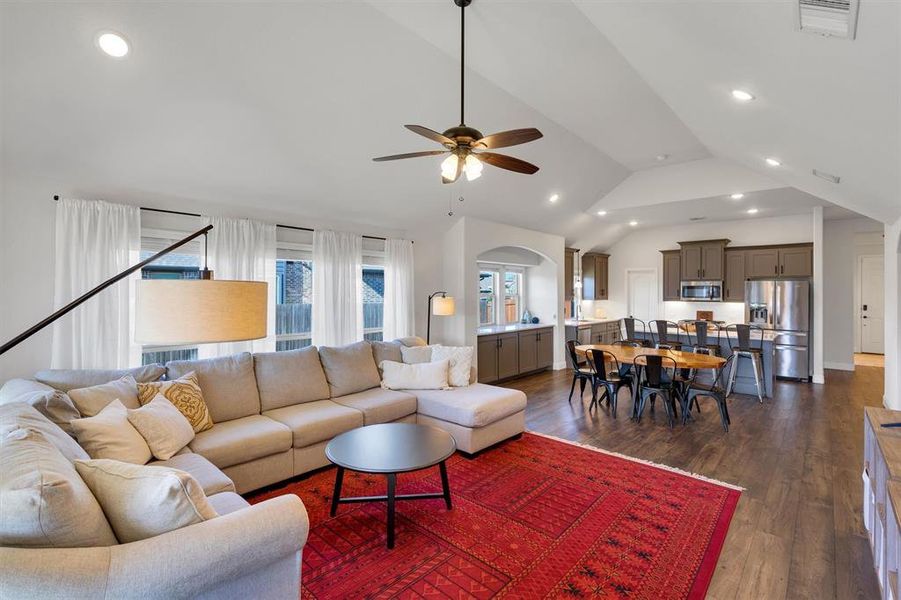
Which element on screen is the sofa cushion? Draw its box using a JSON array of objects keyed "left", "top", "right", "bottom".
[
  {"left": 68, "top": 375, "right": 140, "bottom": 417},
  {"left": 371, "top": 340, "right": 403, "bottom": 370},
  {"left": 264, "top": 400, "right": 363, "bottom": 447},
  {"left": 207, "top": 491, "right": 250, "bottom": 516},
  {"left": 70, "top": 399, "right": 153, "bottom": 465},
  {"left": 254, "top": 347, "right": 330, "bottom": 410},
  {"left": 318, "top": 341, "right": 381, "bottom": 398},
  {"left": 127, "top": 395, "right": 196, "bottom": 461},
  {"left": 0, "top": 428, "right": 117, "bottom": 548},
  {"left": 410, "top": 384, "right": 527, "bottom": 428},
  {"left": 35, "top": 364, "right": 166, "bottom": 392},
  {"left": 137, "top": 372, "right": 214, "bottom": 433},
  {"left": 0, "top": 379, "right": 80, "bottom": 435},
  {"left": 0, "top": 402, "right": 87, "bottom": 462},
  {"left": 150, "top": 452, "right": 235, "bottom": 495},
  {"left": 188, "top": 415, "right": 291, "bottom": 469},
  {"left": 166, "top": 353, "right": 261, "bottom": 423},
  {"left": 331, "top": 388, "right": 417, "bottom": 425},
  {"left": 75, "top": 459, "right": 218, "bottom": 544}
]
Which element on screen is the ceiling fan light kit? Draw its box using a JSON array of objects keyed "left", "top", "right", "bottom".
[{"left": 373, "top": 0, "right": 543, "bottom": 183}]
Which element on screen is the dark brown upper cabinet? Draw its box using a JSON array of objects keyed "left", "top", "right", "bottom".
[
  {"left": 679, "top": 240, "right": 729, "bottom": 281},
  {"left": 724, "top": 249, "right": 746, "bottom": 302},
  {"left": 661, "top": 250, "right": 682, "bottom": 301},
  {"left": 582, "top": 253, "right": 609, "bottom": 300},
  {"left": 564, "top": 247, "right": 577, "bottom": 301},
  {"left": 778, "top": 245, "right": 813, "bottom": 277},
  {"left": 743, "top": 244, "right": 813, "bottom": 278}
]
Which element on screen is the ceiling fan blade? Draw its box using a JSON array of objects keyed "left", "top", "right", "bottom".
[
  {"left": 372, "top": 150, "right": 449, "bottom": 162},
  {"left": 405, "top": 125, "right": 455, "bottom": 147},
  {"left": 442, "top": 155, "right": 464, "bottom": 184},
  {"left": 477, "top": 152, "right": 540, "bottom": 175},
  {"left": 474, "top": 128, "right": 543, "bottom": 149}
]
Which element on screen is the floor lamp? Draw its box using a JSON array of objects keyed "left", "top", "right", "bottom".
[
  {"left": 427, "top": 291, "right": 455, "bottom": 344},
  {"left": 0, "top": 224, "right": 268, "bottom": 357}
]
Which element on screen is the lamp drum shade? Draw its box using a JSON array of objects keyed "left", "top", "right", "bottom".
[
  {"left": 135, "top": 280, "right": 268, "bottom": 345},
  {"left": 432, "top": 296, "right": 455, "bottom": 316}
]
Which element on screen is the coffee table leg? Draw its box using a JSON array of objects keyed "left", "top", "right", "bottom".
[
  {"left": 330, "top": 466, "right": 344, "bottom": 517},
  {"left": 439, "top": 461, "right": 452, "bottom": 510},
  {"left": 386, "top": 473, "right": 397, "bottom": 549}
]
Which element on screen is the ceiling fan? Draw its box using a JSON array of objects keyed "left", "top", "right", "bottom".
[{"left": 373, "top": 0, "right": 543, "bottom": 184}]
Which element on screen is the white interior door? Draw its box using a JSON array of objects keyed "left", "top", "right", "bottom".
[
  {"left": 860, "top": 255, "right": 885, "bottom": 354},
  {"left": 627, "top": 270, "right": 656, "bottom": 324}
]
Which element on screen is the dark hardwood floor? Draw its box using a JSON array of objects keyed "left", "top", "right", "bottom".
[{"left": 501, "top": 365, "right": 883, "bottom": 599}]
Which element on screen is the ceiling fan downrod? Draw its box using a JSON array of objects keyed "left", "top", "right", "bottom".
[{"left": 455, "top": 0, "right": 472, "bottom": 126}]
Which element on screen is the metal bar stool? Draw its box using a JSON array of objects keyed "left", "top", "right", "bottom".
[
  {"left": 724, "top": 324, "right": 766, "bottom": 403},
  {"left": 621, "top": 317, "right": 652, "bottom": 347},
  {"left": 688, "top": 320, "right": 723, "bottom": 357},
  {"left": 650, "top": 320, "right": 684, "bottom": 350}
]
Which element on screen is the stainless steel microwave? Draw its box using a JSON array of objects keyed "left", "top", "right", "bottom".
[{"left": 680, "top": 280, "right": 723, "bottom": 302}]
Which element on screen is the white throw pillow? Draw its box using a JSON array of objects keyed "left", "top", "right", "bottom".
[
  {"left": 74, "top": 459, "right": 218, "bottom": 543},
  {"left": 431, "top": 345, "right": 474, "bottom": 387},
  {"left": 127, "top": 394, "right": 195, "bottom": 461},
  {"left": 68, "top": 375, "right": 140, "bottom": 417},
  {"left": 70, "top": 399, "right": 152, "bottom": 465},
  {"left": 400, "top": 345, "right": 433, "bottom": 364},
  {"left": 381, "top": 359, "right": 450, "bottom": 390}
]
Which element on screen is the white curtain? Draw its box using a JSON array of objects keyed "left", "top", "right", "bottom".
[
  {"left": 383, "top": 239, "right": 415, "bottom": 340},
  {"left": 197, "top": 216, "right": 277, "bottom": 357},
  {"left": 51, "top": 199, "right": 141, "bottom": 369},
  {"left": 312, "top": 230, "right": 362, "bottom": 347}
]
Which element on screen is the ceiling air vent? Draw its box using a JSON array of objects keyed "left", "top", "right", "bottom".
[{"left": 797, "top": 0, "right": 859, "bottom": 39}]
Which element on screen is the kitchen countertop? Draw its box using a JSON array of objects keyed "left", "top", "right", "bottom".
[
  {"left": 476, "top": 323, "right": 555, "bottom": 336},
  {"left": 564, "top": 318, "right": 622, "bottom": 327}
]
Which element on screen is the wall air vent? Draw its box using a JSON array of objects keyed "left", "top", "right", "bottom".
[{"left": 797, "top": 0, "right": 859, "bottom": 39}]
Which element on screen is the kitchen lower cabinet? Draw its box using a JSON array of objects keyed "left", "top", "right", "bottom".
[{"left": 478, "top": 327, "right": 554, "bottom": 383}]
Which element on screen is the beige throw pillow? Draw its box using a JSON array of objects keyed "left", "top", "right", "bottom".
[
  {"left": 127, "top": 394, "right": 195, "bottom": 460},
  {"left": 381, "top": 359, "right": 450, "bottom": 390},
  {"left": 68, "top": 375, "right": 140, "bottom": 417},
  {"left": 430, "top": 345, "right": 474, "bottom": 387},
  {"left": 137, "top": 372, "right": 213, "bottom": 433},
  {"left": 75, "top": 459, "right": 218, "bottom": 543},
  {"left": 400, "top": 345, "right": 433, "bottom": 364},
  {"left": 70, "top": 399, "right": 152, "bottom": 464}
]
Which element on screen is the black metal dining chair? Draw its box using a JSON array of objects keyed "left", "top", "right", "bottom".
[
  {"left": 587, "top": 349, "right": 633, "bottom": 418},
  {"left": 635, "top": 354, "right": 682, "bottom": 428},
  {"left": 566, "top": 340, "right": 594, "bottom": 404},
  {"left": 621, "top": 317, "right": 651, "bottom": 347},
  {"left": 684, "top": 354, "right": 736, "bottom": 432},
  {"left": 724, "top": 324, "right": 766, "bottom": 403},
  {"left": 650, "top": 320, "right": 684, "bottom": 351}
]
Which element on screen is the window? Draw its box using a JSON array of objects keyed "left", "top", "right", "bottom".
[
  {"left": 275, "top": 259, "right": 313, "bottom": 351},
  {"left": 504, "top": 269, "right": 523, "bottom": 324},
  {"left": 363, "top": 266, "right": 384, "bottom": 341},
  {"left": 479, "top": 270, "right": 499, "bottom": 326},
  {"left": 139, "top": 242, "right": 201, "bottom": 365}
]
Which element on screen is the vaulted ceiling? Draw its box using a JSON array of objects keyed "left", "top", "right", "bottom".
[{"left": 2, "top": 1, "right": 897, "bottom": 249}]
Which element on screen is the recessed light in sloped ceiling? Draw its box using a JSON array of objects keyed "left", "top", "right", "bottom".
[{"left": 95, "top": 31, "right": 129, "bottom": 58}]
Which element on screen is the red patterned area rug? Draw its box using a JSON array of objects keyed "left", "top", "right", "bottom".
[{"left": 248, "top": 432, "right": 741, "bottom": 599}]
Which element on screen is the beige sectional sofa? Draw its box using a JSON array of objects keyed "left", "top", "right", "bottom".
[{"left": 0, "top": 337, "right": 526, "bottom": 599}]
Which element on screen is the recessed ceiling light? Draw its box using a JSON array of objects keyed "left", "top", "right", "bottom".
[
  {"left": 731, "top": 89, "right": 755, "bottom": 102},
  {"left": 730, "top": 193, "right": 745, "bottom": 200},
  {"left": 96, "top": 31, "right": 129, "bottom": 58},
  {"left": 549, "top": 193, "right": 559, "bottom": 203},
  {"left": 656, "top": 154, "right": 669, "bottom": 162},
  {"left": 629, "top": 220, "right": 638, "bottom": 227},
  {"left": 765, "top": 157, "right": 781, "bottom": 167},
  {"left": 596, "top": 210, "right": 607, "bottom": 216},
  {"left": 747, "top": 208, "right": 759, "bottom": 215}
]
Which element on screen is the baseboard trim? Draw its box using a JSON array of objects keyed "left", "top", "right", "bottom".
[
  {"left": 553, "top": 361, "right": 566, "bottom": 371},
  {"left": 824, "top": 361, "right": 854, "bottom": 372}
]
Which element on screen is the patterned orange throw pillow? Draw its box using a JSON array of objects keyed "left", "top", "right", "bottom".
[{"left": 137, "top": 372, "right": 213, "bottom": 433}]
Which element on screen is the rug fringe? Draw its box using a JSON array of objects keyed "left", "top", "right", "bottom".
[{"left": 525, "top": 430, "right": 746, "bottom": 492}]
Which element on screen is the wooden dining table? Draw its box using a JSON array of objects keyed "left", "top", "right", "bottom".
[{"left": 574, "top": 344, "right": 726, "bottom": 370}]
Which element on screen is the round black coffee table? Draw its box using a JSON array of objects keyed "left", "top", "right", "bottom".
[{"left": 325, "top": 423, "right": 456, "bottom": 549}]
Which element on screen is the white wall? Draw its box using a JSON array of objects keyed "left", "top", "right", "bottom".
[
  {"left": 583, "top": 213, "right": 814, "bottom": 323},
  {"left": 885, "top": 217, "right": 901, "bottom": 410},
  {"left": 822, "top": 217, "right": 885, "bottom": 370},
  {"left": 426, "top": 216, "right": 566, "bottom": 369}
]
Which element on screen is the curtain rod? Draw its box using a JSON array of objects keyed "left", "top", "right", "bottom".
[{"left": 51, "top": 195, "right": 397, "bottom": 242}]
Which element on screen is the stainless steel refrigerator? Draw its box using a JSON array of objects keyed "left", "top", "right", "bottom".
[{"left": 745, "top": 279, "right": 811, "bottom": 381}]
